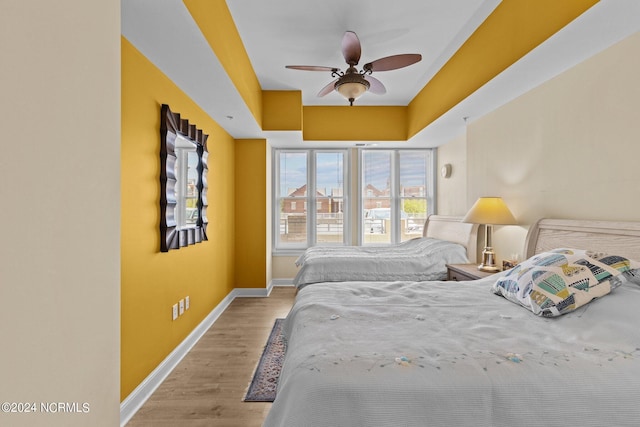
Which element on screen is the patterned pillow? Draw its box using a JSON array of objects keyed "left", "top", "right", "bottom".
[
  {"left": 492, "top": 248, "right": 638, "bottom": 317},
  {"left": 624, "top": 268, "right": 640, "bottom": 285}
]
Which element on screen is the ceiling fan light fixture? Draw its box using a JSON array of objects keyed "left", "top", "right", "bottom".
[
  {"left": 287, "top": 31, "right": 421, "bottom": 106},
  {"left": 335, "top": 73, "right": 370, "bottom": 106}
]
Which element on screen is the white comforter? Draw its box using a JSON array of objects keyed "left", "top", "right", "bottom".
[
  {"left": 264, "top": 276, "right": 640, "bottom": 427},
  {"left": 293, "top": 237, "right": 468, "bottom": 287}
]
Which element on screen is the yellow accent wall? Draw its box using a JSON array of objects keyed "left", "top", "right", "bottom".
[
  {"left": 234, "top": 139, "right": 268, "bottom": 288},
  {"left": 407, "top": 0, "right": 599, "bottom": 138},
  {"left": 303, "top": 106, "right": 407, "bottom": 141},
  {"left": 184, "top": 0, "right": 263, "bottom": 127},
  {"left": 263, "top": 91, "right": 302, "bottom": 131},
  {"left": 184, "top": 0, "right": 598, "bottom": 143},
  {"left": 121, "top": 37, "right": 236, "bottom": 400}
]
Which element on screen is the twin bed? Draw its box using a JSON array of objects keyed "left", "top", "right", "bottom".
[
  {"left": 264, "top": 218, "right": 640, "bottom": 427},
  {"left": 294, "top": 215, "right": 479, "bottom": 287}
]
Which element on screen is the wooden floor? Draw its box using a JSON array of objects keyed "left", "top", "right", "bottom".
[{"left": 126, "top": 286, "right": 296, "bottom": 427}]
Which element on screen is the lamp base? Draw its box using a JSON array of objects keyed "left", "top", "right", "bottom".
[
  {"left": 477, "top": 246, "right": 499, "bottom": 272},
  {"left": 477, "top": 263, "right": 500, "bottom": 273}
]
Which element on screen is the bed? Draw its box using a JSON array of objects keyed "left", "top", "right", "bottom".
[
  {"left": 293, "top": 215, "right": 479, "bottom": 288},
  {"left": 264, "top": 218, "right": 640, "bottom": 427}
]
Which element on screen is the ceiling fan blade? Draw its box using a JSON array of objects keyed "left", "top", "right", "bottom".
[
  {"left": 363, "top": 54, "right": 422, "bottom": 72},
  {"left": 364, "top": 75, "right": 386, "bottom": 95},
  {"left": 286, "top": 65, "right": 339, "bottom": 72},
  {"left": 341, "top": 31, "right": 361, "bottom": 65},
  {"left": 317, "top": 78, "right": 338, "bottom": 97}
]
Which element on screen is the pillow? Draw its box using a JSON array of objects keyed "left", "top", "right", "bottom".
[
  {"left": 492, "top": 248, "right": 638, "bottom": 317},
  {"left": 624, "top": 267, "right": 640, "bottom": 285}
]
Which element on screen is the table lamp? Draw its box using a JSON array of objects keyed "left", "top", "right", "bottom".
[{"left": 462, "top": 197, "right": 516, "bottom": 272}]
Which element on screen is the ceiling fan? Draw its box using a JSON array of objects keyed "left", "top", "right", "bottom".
[{"left": 286, "top": 31, "right": 422, "bottom": 106}]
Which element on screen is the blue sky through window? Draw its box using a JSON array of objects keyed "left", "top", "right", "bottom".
[
  {"left": 280, "top": 150, "right": 427, "bottom": 196},
  {"left": 280, "top": 152, "right": 344, "bottom": 196}
]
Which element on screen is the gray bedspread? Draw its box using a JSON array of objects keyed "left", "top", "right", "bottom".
[
  {"left": 264, "top": 276, "right": 640, "bottom": 427},
  {"left": 293, "top": 237, "right": 468, "bottom": 288}
]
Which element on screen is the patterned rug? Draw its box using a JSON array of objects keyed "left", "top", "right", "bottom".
[{"left": 244, "top": 318, "right": 286, "bottom": 402}]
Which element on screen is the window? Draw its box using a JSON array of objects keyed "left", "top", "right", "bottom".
[
  {"left": 362, "top": 151, "right": 392, "bottom": 243},
  {"left": 277, "top": 151, "right": 308, "bottom": 248},
  {"left": 399, "top": 151, "right": 431, "bottom": 241},
  {"left": 273, "top": 148, "right": 434, "bottom": 251},
  {"left": 275, "top": 150, "right": 348, "bottom": 250},
  {"left": 315, "top": 152, "right": 345, "bottom": 245},
  {"left": 361, "top": 149, "right": 434, "bottom": 245}
]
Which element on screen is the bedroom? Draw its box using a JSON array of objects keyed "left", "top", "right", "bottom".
[{"left": 2, "top": 1, "right": 640, "bottom": 427}]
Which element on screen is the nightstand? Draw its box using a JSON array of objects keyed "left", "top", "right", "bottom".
[{"left": 446, "top": 264, "right": 499, "bottom": 281}]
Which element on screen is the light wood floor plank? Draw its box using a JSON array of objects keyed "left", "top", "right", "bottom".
[{"left": 126, "top": 287, "right": 296, "bottom": 426}]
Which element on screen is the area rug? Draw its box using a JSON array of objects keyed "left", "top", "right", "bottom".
[{"left": 244, "top": 318, "right": 286, "bottom": 402}]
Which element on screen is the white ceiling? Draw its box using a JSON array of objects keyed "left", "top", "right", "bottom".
[
  {"left": 226, "top": 0, "right": 497, "bottom": 106},
  {"left": 122, "top": 0, "right": 640, "bottom": 147}
]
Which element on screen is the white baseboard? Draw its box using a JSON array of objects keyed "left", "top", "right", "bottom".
[
  {"left": 233, "top": 283, "right": 273, "bottom": 297},
  {"left": 120, "top": 285, "right": 274, "bottom": 426},
  {"left": 231, "top": 279, "right": 295, "bottom": 297},
  {"left": 271, "top": 278, "right": 295, "bottom": 287},
  {"left": 119, "top": 280, "right": 299, "bottom": 425}
]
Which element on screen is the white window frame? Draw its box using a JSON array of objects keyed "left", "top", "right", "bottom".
[
  {"left": 358, "top": 149, "right": 436, "bottom": 245},
  {"left": 273, "top": 149, "right": 350, "bottom": 253}
]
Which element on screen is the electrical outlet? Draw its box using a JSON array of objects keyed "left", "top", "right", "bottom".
[
  {"left": 179, "top": 299, "right": 185, "bottom": 315},
  {"left": 172, "top": 304, "right": 178, "bottom": 321},
  {"left": 185, "top": 296, "right": 190, "bottom": 310}
]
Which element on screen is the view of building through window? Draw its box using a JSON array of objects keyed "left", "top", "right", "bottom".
[
  {"left": 315, "top": 152, "right": 344, "bottom": 243},
  {"left": 278, "top": 151, "right": 309, "bottom": 247},
  {"left": 362, "top": 150, "right": 430, "bottom": 244},
  {"left": 275, "top": 148, "right": 433, "bottom": 250},
  {"left": 277, "top": 150, "right": 348, "bottom": 248}
]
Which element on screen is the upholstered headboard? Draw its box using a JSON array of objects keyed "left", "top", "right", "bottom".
[
  {"left": 423, "top": 215, "right": 480, "bottom": 263},
  {"left": 525, "top": 218, "right": 640, "bottom": 261}
]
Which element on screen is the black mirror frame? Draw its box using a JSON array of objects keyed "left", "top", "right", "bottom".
[{"left": 160, "top": 104, "right": 209, "bottom": 252}]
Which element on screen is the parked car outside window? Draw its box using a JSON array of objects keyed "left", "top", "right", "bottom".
[{"left": 364, "top": 208, "right": 407, "bottom": 233}]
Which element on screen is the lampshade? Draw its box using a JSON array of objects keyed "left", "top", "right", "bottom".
[
  {"left": 462, "top": 197, "right": 516, "bottom": 225},
  {"left": 335, "top": 72, "right": 370, "bottom": 106},
  {"left": 336, "top": 82, "right": 367, "bottom": 101},
  {"left": 463, "top": 197, "right": 516, "bottom": 272}
]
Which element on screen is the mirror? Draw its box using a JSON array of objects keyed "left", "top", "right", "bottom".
[
  {"left": 174, "top": 135, "right": 200, "bottom": 230},
  {"left": 160, "top": 104, "right": 209, "bottom": 252}
]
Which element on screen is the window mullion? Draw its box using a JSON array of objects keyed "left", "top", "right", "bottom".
[
  {"left": 356, "top": 150, "right": 362, "bottom": 245},
  {"left": 308, "top": 150, "right": 316, "bottom": 246},
  {"left": 391, "top": 150, "right": 401, "bottom": 244},
  {"left": 428, "top": 150, "right": 436, "bottom": 215},
  {"left": 342, "top": 149, "right": 350, "bottom": 245}
]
